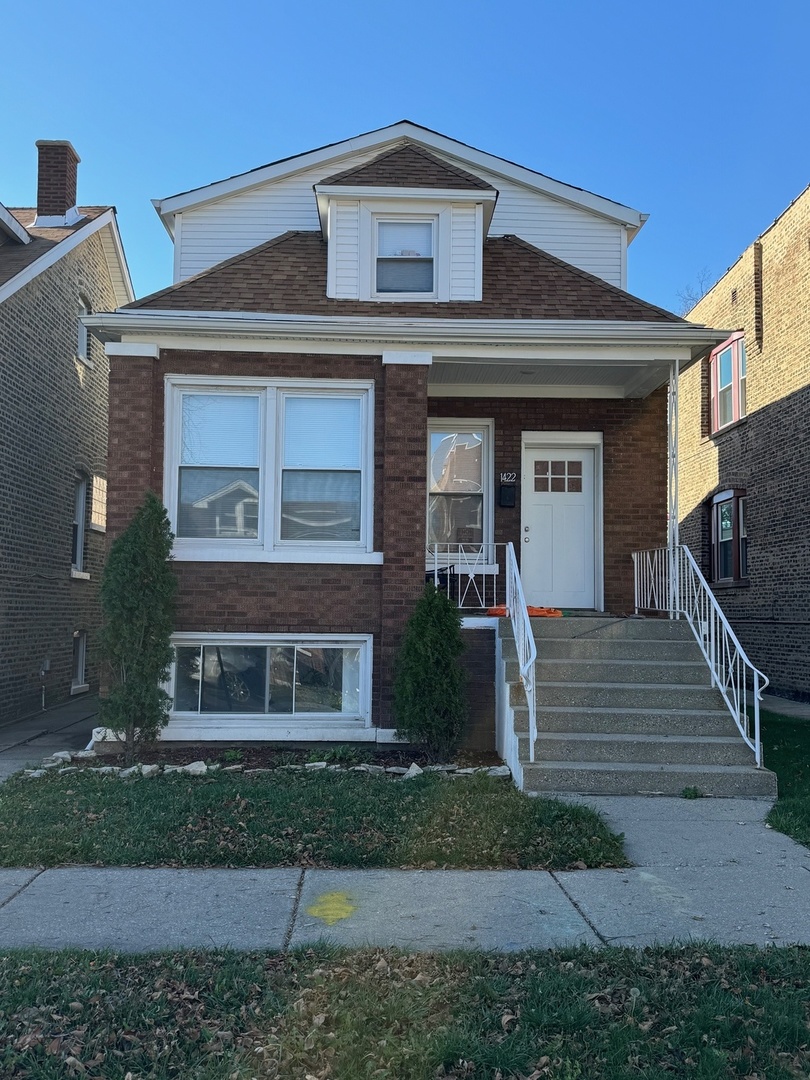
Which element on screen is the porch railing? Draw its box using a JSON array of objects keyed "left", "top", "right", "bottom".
[
  {"left": 426, "top": 543, "right": 505, "bottom": 610},
  {"left": 505, "top": 542, "right": 538, "bottom": 763},
  {"left": 633, "top": 544, "right": 768, "bottom": 766}
]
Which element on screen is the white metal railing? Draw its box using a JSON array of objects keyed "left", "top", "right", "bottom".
[
  {"left": 505, "top": 542, "right": 538, "bottom": 763},
  {"left": 633, "top": 544, "right": 768, "bottom": 766},
  {"left": 426, "top": 543, "right": 505, "bottom": 610}
]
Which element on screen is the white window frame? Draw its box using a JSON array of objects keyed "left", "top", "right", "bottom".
[
  {"left": 167, "top": 632, "right": 373, "bottom": 738},
  {"left": 358, "top": 200, "right": 453, "bottom": 302},
  {"left": 164, "top": 376, "right": 379, "bottom": 564},
  {"left": 70, "top": 630, "right": 88, "bottom": 695},
  {"left": 90, "top": 475, "right": 107, "bottom": 532},
  {"left": 76, "top": 297, "right": 92, "bottom": 366},
  {"left": 71, "top": 476, "right": 89, "bottom": 577},
  {"left": 710, "top": 332, "right": 746, "bottom": 432},
  {"left": 426, "top": 419, "right": 494, "bottom": 553},
  {"left": 373, "top": 215, "right": 438, "bottom": 300}
]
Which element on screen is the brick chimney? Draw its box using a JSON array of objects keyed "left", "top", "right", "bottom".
[{"left": 35, "top": 140, "right": 81, "bottom": 225}]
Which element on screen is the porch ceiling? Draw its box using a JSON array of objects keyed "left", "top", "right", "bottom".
[{"left": 428, "top": 356, "right": 674, "bottom": 399}]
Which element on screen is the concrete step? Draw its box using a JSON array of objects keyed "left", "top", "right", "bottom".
[
  {"left": 527, "top": 617, "right": 695, "bottom": 641},
  {"left": 530, "top": 638, "right": 703, "bottom": 662},
  {"left": 525, "top": 706, "right": 738, "bottom": 737},
  {"left": 533, "top": 658, "right": 712, "bottom": 686},
  {"left": 520, "top": 759, "right": 778, "bottom": 797},
  {"left": 517, "top": 682, "right": 724, "bottom": 711},
  {"left": 533, "top": 732, "right": 755, "bottom": 767}
]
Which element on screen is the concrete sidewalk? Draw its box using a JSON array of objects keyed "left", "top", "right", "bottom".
[{"left": 0, "top": 796, "right": 807, "bottom": 953}]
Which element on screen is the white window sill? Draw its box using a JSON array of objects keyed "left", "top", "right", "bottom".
[
  {"left": 74, "top": 354, "right": 94, "bottom": 369},
  {"left": 171, "top": 546, "right": 384, "bottom": 565},
  {"left": 70, "top": 568, "right": 90, "bottom": 580},
  {"left": 70, "top": 683, "right": 90, "bottom": 696},
  {"left": 89, "top": 522, "right": 106, "bottom": 533},
  {"left": 159, "top": 718, "right": 373, "bottom": 741}
]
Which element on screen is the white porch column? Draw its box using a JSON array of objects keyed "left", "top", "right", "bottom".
[{"left": 667, "top": 360, "right": 680, "bottom": 618}]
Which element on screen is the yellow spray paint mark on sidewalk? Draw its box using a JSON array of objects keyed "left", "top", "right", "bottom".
[{"left": 307, "top": 891, "right": 357, "bottom": 926}]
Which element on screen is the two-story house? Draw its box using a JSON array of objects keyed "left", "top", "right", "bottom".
[
  {"left": 87, "top": 122, "right": 776, "bottom": 795},
  {"left": 679, "top": 184, "right": 810, "bottom": 702},
  {"left": 0, "top": 141, "right": 133, "bottom": 722}
]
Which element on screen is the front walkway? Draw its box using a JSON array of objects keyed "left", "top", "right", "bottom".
[{"left": 0, "top": 696, "right": 98, "bottom": 782}]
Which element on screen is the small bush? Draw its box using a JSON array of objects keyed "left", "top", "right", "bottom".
[{"left": 393, "top": 584, "right": 467, "bottom": 758}]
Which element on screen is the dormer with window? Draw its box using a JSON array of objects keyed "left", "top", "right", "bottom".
[{"left": 315, "top": 144, "right": 497, "bottom": 302}]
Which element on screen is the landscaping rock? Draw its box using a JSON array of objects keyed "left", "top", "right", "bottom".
[
  {"left": 244, "top": 768, "right": 273, "bottom": 775},
  {"left": 163, "top": 765, "right": 184, "bottom": 774},
  {"left": 73, "top": 750, "right": 97, "bottom": 760},
  {"left": 25, "top": 770, "right": 46, "bottom": 778},
  {"left": 488, "top": 765, "right": 511, "bottom": 778},
  {"left": 358, "top": 764, "right": 385, "bottom": 774},
  {"left": 58, "top": 767, "right": 79, "bottom": 775},
  {"left": 42, "top": 761, "right": 61, "bottom": 769},
  {"left": 455, "top": 768, "right": 478, "bottom": 775},
  {"left": 222, "top": 764, "right": 244, "bottom": 772},
  {"left": 119, "top": 766, "right": 142, "bottom": 779},
  {"left": 51, "top": 750, "right": 73, "bottom": 762},
  {"left": 425, "top": 764, "right": 456, "bottom": 772},
  {"left": 305, "top": 761, "right": 327, "bottom": 770},
  {"left": 93, "top": 767, "right": 121, "bottom": 776},
  {"left": 182, "top": 761, "right": 208, "bottom": 776},
  {"left": 140, "top": 764, "right": 161, "bottom": 778},
  {"left": 403, "top": 763, "right": 424, "bottom": 779},
  {"left": 385, "top": 766, "right": 409, "bottom": 775}
]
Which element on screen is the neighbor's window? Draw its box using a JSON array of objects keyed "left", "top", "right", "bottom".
[
  {"left": 90, "top": 475, "right": 107, "bottom": 531},
  {"left": 711, "top": 333, "right": 746, "bottom": 431},
  {"left": 168, "top": 379, "right": 373, "bottom": 554},
  {"left": 77, "top": 298, "right": 90, "bottom": 363},
  {"left": 375, "top": 219, "right": 435, "bottom": 295},
  {"left": 72, "top": 477, "right": 87, "bottom": 571},
  {"left": 711, "top": 490, "right": 748, "bottom": 583},
  {"left": 427, "top": 423, "right": 492, "bottom": 547},
  {"left": 71, "top": 630, "right": 87, "bottom": 693},
  {"left": 172, "top": 638, "right": 367, "bottom": 720}
]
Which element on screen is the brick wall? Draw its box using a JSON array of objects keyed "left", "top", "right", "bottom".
[
  {"left": 430, "top": 393, "right": 668, "bottom": 614},
  {"left": 0, "top": 233, "right": 116, "bottom": 721},
  {"left": 680, "top": 186, "right": 810, "bottom": 699}
]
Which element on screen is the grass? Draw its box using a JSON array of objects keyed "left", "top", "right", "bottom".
[
  {"left": 762, "top": 708, "right": 810, "bottom": 848},
  {"left": 0, "top": 771, "right": 626, "bottom": 870},
  {"left": 0, "top": 944, "right": 808, "bottom": 1078}
]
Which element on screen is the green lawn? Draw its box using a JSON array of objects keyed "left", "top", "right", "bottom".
[
  {"left": 762, "top": 708, "right": 810, "bottom": 848},
  {"left": 1, "top": 944, "right": 808, "bottom": 1079},
  {"left": 0, "top": 770, "right": 626, "bottom": 870}
]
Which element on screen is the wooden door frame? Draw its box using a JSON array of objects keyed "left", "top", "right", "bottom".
[{"left": 520, "top": 431, "right": 604, "bottom": 612}]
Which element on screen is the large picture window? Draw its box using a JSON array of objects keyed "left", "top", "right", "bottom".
[
  {"left": 711, "top": 333, "right": 747, "bottom": 432},
  {"left": 171, "top": 635, "right": 370, "bottom": 723},
  {"left": 427, "top": 421, "right": 493, "bottom": 548},
  {"left": 165, "top": 378, "right": 375, "bottom": 561}
]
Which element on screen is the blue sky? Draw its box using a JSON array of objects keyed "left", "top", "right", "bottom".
[{"left": 2, "top": 0, "right": 807, "bottom": 312}]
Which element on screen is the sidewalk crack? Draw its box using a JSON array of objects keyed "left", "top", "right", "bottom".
[
  {"left": 550, "top": 871, "right": 607, "bottom": 945},
  {"left": 0, "top": 868, "right": 46, "bottom": 912},
  {"left": 283, "top": 869, "right": 306, "bottom": 952}
]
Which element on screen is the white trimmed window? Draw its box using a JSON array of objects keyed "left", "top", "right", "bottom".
[
  {"left": 711, "top": 489, "right": 748, "bottom": 583},
  {"left": 170, "top": 634, "right": 371, "bottom": 725},
  {"left": 71, "top": 630, "right": 88, "bottom": 694},
  {"left": 427, "top": 420, "right": 493, "bottom": 548},
  {"left": 165, "top": 378, "right": 376, "bottom": 562},
  {"left": 711, "top": 333, "right": 746, "bottom": 431},
  {"left": 375, "top": 218, "right": 436, "bottom": 296},
  {"left": 72, "top": 477, "right": 87, "bottom": 572},
  {"left": 90, "top": 475, "right": 107, "bottom": 531}
]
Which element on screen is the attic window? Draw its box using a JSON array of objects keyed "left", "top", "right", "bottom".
[{"left": 375, "top": 219, "right": 435, "bottom": 296}]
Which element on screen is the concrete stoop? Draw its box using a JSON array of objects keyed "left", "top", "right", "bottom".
[{"left": 499, "top": 617, "right": 777, "bottom": 798}]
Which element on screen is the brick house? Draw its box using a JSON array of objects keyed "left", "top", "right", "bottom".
[
  {"left": 0, "top": 141, "right": 133, "bottom": 722},
  {"left": 679, "top": 184, "right": 810, "bottom": 701},
  {"left": 88, "top": 122, "right": 730, "bottom": 760}
]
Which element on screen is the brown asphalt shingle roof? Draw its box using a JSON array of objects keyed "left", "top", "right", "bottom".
[
  {"left": 0, "top": 207, "right": 109, "bottom": 291},
  {"left": 127, "top": 231, "right": 681, "bottom": 323},
  {"left": 319, "top": 143, "right": 495, "bottom": 191}
]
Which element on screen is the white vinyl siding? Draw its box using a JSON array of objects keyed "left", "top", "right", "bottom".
[
  {"left": 449, "top": 203, "right": 478, "bottom": 300},
  {"left": 329, "top": 200, "right": 361, "bottom": 299},
  {"left": 174, "top": 145, "right": 625, "bottom": 287}
]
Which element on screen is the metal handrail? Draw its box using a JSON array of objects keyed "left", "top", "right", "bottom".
[
  {"left": 505, "top": 542, "right": 538, "bottom": 762},
  {"left": 426, "top": 543, "right": 504, "bottom": 609},
  {"left": 633, "top": 544, "right": 768, "bottom": 766}
]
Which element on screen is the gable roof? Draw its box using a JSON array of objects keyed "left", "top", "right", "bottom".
[
  {"left": 154, "top": 121, "right": 645, "bottom": 241},
  {"left": 0, "top": 207, "right": 134, "bottom": 305},
  {"left": 319, "top": 143, "right": 494, "bottom": 191},
  {"left": 126, "top": 230, "right": 680, "bottom": 323}
]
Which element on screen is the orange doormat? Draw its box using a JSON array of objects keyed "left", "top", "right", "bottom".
[{"left": 486, "top": 605, "right": 562, "bottom": 617}]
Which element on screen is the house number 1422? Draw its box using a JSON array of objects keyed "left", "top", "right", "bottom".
[{"left": 500, "top": 472, "right": 517, "bottom": 483}]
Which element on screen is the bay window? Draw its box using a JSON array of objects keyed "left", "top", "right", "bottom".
[{"left": 166, "top": 378, "right": 375, "bottom": 560}]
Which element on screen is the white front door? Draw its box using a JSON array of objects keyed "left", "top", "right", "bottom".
[{"left": 520, "top": 442, "right": 599, "bottom": 609}]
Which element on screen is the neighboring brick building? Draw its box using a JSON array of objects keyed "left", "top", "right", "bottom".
[
  {"left": 679, "top": 184, "right": 810, "bottom": 700},
  {"left": 89, "top": 122, "right": 720, "bottom": 743},
  {"left": 0, "top": 141, "right": 132, "bottom": 722}
]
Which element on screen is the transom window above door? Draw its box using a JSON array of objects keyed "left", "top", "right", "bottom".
[{"left": 427, "top": 421, "right": 492, "bottom": 547}]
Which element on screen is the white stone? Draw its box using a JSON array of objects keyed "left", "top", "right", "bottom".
[
  {"left": 93, "top": 766, "right": 121, "bottom": 776},
  {"left": 51, "top": 750, "right": 73, "bottom": 762},
  {"left": 58, "top": 767, "right": 79, "bottom": 775},
  {"left": 182, "top": 761, "right": 208, "bottom": 776},
  {"left": 363, "top": 764, "right": 385, "bottom": 774},
  {"left": 73, "top": 750, "right": 97, "bottom": 760},
  {"left": 386, "top": 766, "right": 408, "bottom": 775},
  {"left": 425, "top": 764, "right": 456, "bottom": 772},
  {"left": 403, "top": 763, "right": 424, "bottom": 779},
  {"left": 25, "top": 770, "right": 46, "bottom": 778},
  {"left": 163, "top": 765, "right": 184, "bottom": 774},
  {"left": 244, "top": 768, "right": 273, "bottom": 775},
  {"left": 305, "top": 761, "right": 327, "bottom": 770},
  {"left": 140, "top": 764, "right": 161, "bottom": 778},
  {"left": 42, "top": 761, "right": 61, "bottom": 769},
  {"left": 222, "top": 764, "right": 244, "bottom": 772},
  {"left": 455, "top": 768, "right": 478, "bottom": 775},
  {"left": 119, "top": 765, "right": 142, "bottom": 779},
  {"left": 487, "top": 765, "right": 512, "bottom": 778}
]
